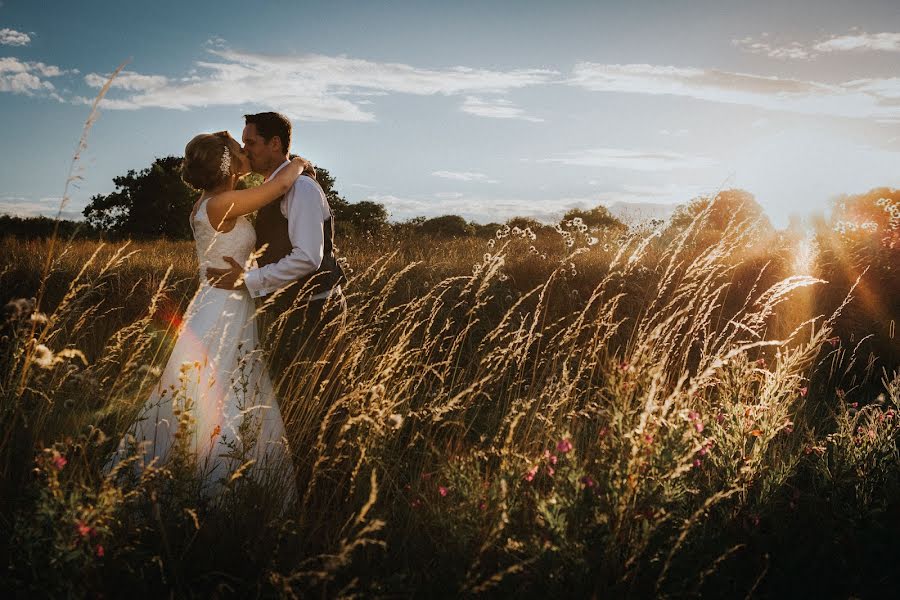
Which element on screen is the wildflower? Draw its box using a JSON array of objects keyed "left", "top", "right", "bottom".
[
  {"left": 687, "top": 410, "right": 703, "bottom": 433},
  {"left": 137, "top": 364, "right": 162, "bottom": 378},
  {"left": 827, "top": 337, "right": 840, "bottom": 347},
  {"left": 76, "top": 521, "right": 93, "bottom": 538},
  {"left": 209, "top": 424, "right": 221, "bottom": 442},
  {"left": 644, "top": 434, "right": 653, "bottom": 445},
  {"left": 580, "top": 475, "right": 595, "bottom": 488},
  {"left": 29, "top": 312, "right": 49, "bottom": 326},
  {"left": 2, "top": 297, "right": 35, "bottom": 325},
  {"left": 692, "top": 458, "right": 702, "bottom": 469},
  {"left": 96, "top": 545, "right": 105, "bottom": 558},
  {"left": 52, "top": 452, "right": 67, "bottom": 470},
  {"left": 438, "top": 486, "right": 448, "bottom": 497},
  {"left": 849, "top": 402, "right": 858, "bottom": 409},
  {"left": 556, "top": 438, "right": 573, "bottom": 454},
  {"left": 716, "top": 412, "right": 725, "bottom": 424},
  {"left": 479, "top": 501, "right": 487, "bottom": 511},
  {"left": 31, "top": 344, "right": 55, "bottom": 369},
  {"left": 619, "top": 361, "right": 630, "bottom": 372},
  {"left": 755, "top": 358, "right": 766, "bottom": 368},
  {"left": 524, "top": 465, "right": 538, "bottom": 482},
  {"left": 799, "top": 386, "right": 808, "bottom": 398},
  {"left": 546, "top": 466, "right": 555, "bottom": 477}
]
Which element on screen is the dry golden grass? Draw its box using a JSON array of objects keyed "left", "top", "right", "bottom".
[{"left": 0, "top": 195, "right": 897, "bottom": 597}]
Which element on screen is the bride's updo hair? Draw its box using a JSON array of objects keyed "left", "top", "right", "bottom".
[{"left": 182, "top": 132, "right": 234, "bottom": 191}]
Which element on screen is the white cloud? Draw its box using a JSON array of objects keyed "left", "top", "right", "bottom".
[
  {"left": 0, "top": 196, "right": 84, "bottom": 220},
  {"left": 538, "top": 147, "right": 716, "bottom": 171},
  {"left": 460, "top": 95, "right": 543, "bottom": 122},
  {"left": 732, "top": 36, "right": 813, "bottom": 60},
  {"left": 659, "top": 128, "right": 689, "bottom": 136},
  {"left": 0, "top": 57, "right": 64, "bottom": 96},
  {"left": 432, "top": 170, "right": 499, "bottom": 183},
  {"left": 814, "top": 32, "right": 900, "bottom": 53},
  {"left": 0, "top": 28, "right": 30, "bottom": 46},
  {"left": 79, "top": 47, "right": 558, "bottom": 123},
  {"left": 733, "top": 31, "right": 900, "bottom": 60},
  {"left": 568, "top": 62, "right": 900, "bottom": 120},
  {"left": 85, "top": 70, "right": 168, "bottom": 92}
]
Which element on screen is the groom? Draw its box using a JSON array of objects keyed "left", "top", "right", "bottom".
[{"left": 207, "top": 111, "right": 346, "bottom": 386}]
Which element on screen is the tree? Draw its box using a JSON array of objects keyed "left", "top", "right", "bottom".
[
  {"left": 669, "top": 189, "right": 771, "bottom": 233},
  {"left": 563, "top": 205, "right": 625, "bottom": 230},
  {"left": 420, "top": 215, "right": 474, "bottom": 237},
  {"left": 340, "top": 201, "right": 389, "bottom": 236},
  {"left": 83, "top": 156, "right": 198, "bottom": 239},
  {"left": 82, "top": 157, "right": 352, "bottom": 240}
]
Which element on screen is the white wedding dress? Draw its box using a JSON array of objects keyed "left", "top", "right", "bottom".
[{"left": 107, "top": 198, "right": 297, "bottom": 505}]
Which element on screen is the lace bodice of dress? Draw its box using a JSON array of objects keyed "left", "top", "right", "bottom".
[{"left": 191, "top": 197, "right": 256, "bottom": 275}]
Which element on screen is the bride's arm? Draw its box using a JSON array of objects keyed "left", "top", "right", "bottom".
[{"left": 206, "top": 157, "right": 309, "bottom": 227}]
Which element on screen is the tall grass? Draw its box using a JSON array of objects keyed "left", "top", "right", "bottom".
[{"left": 1, "top": 194, "right": 898, "bottom": 597}]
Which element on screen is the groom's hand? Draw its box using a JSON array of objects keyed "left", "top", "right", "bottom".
[{"left": 207, "top": 256, "right": 246, "bottom": 290}]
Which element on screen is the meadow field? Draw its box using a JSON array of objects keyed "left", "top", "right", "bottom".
[{"left": 1, "top": 193, "right": 898, "bottom": 598}]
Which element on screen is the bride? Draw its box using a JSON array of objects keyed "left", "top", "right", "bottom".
[{"left": 107, "top": 131, "right": 307, "bottom": 503}]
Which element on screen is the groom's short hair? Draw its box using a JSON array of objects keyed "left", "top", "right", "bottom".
[{"left": 244, "top": 112, "right": 292, "bottom": 155}]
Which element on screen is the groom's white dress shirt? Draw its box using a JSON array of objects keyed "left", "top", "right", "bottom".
[{"left": 243, "top": 159, "right": 336, "bottom": 301}]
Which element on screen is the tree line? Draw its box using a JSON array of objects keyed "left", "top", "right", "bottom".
[{"left": 2, "top": 156, "right": 626, "bottom": 240}]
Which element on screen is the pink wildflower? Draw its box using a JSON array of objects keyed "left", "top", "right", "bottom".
[
  {"left": 799, "top": 387, "right": 808, "bottom": 398},
  {"left": 755, "top": 358, "right": 766, "bottom": 368},
  {"left": 827, "top": 337, "right": 840, "bottom": 347},
  {"left": 694, "top": 420, "right": 704, "bottom": 433},
  {"left": 556, "top": 438, "right": 573, "bottom": 454},
  {"left": 479, "top": 501, "right": 487, "bottom": 511},
  {"left": 438, "top": 486, "right": 448, "bottom": 497},
  {"left": 546, "top": 466, "right": 555, "bottom": 477},
  {"left": 76, "top": 521, "right": 92, "bottom": 538},
  {"left": 52, "top": 454, "right": 67, "bottom": 470},
  {"left": 580, "top": 475, "right": 595, "bottom": 488},
  {"left": 524, "top": 465, "right": 538, "bottom": 482},
  {"left": 693, "top": 458, "right": 702, "bottom": 468},
  {"left": 548, "top": 454, "right": 558, "bottom": 465},
  {"left": 96, "top": 545, "right": 104, "bottom": 557}
]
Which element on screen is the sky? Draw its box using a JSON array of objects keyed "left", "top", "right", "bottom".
[{"left": 1, "top": 0, "right": 899, "bottom": 227}]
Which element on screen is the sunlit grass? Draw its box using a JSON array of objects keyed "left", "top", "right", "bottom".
[{"left": 1, "top": 197, "right": 898, "bottom": 596}]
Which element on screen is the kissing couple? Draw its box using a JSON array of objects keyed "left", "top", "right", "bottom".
[{"left": 106, "top": 111, "right": 346, "bottom": 504}]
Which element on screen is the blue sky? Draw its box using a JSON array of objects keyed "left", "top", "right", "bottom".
[{"left": 1, "top": 0, "right": 899, "bottom": 226}]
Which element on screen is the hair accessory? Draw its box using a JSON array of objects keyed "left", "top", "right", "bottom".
[{"left": 219, "top": 145, "right": 232, "bottom": 176}]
